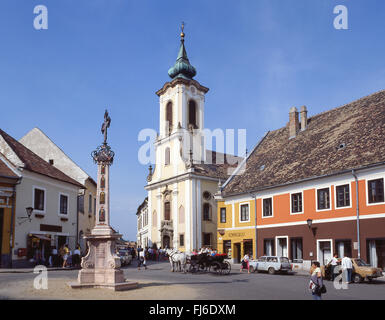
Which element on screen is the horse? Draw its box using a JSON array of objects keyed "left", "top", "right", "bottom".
[{"left": 165, "top": 248, "right": 188, "bottom": 273}]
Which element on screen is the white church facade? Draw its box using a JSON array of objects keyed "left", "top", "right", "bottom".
[{"left": 142, "top": 28, "right": 240, "bottom": 252}]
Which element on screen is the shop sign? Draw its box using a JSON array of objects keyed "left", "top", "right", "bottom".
[{"left": 228, "top": 232, "right": 246, "bottom": 238}]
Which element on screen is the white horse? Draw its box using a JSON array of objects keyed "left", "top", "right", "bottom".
[{"left": 165, "top": 248, "right": 188, "bottom": 273}]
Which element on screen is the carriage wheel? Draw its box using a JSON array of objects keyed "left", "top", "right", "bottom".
[
  {"left": 209, "top": 261, "right": 222, "bottom": 275},
  {"left": 222, "top": 261, "right": 231, "bottom": 275},
  {"left": 198, "top": 263, "right": 206, "bottom": 273}
]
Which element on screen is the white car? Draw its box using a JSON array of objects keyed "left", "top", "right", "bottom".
[
  {"left": 249, "top": 256, "right": 292, "bottom": 274},
  {"left": 118, "top": 249, "right": 132, "bottom": 266}
]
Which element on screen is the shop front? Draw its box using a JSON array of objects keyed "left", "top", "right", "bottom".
[
  {"left": 217, "top": 229, "right": 256, "bottom": 263},
  {"left": 257, "top": 217, "right": 385, "bottom": 271},
  {"left": 13, "top": 231, "right": 76, "bottom": 267}
]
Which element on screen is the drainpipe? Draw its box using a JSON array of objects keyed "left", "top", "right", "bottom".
[
  {"left": 352, "top": 170, "right": 361, "bottom": 259},
  {"left": 248, "top": 193, "right": 258, "bottom": 259},
  {"left": 9, "top": 178, "right": 22, "bottom": 268}
]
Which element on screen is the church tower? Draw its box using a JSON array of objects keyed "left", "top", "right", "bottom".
[{"left": 144, "top": 26, "right": 226, "bottom": 252}]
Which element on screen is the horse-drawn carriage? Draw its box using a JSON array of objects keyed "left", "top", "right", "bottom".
[{"left": 188, "top": 253, "right": 231, "bottom": 275}]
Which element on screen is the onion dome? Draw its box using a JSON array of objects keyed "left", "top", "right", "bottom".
[{"left": 168, "top": 25, "right": 197, "bottom": 80}]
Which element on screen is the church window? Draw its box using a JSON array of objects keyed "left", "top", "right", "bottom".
[
  {"left": 164, "top": 201, "right": 171, "bottom": 220},
  {"left": 203, "top": 203, "right": 211, "bottom": 221},
  {"left": 188, "top": 100, "right": 197, "bottom": 128},
  {"left": 165, "top": 147, "right": 170, "bottom": 165},
  {"left": 166, "top": 102, "right": 173, "bottom": 133}
]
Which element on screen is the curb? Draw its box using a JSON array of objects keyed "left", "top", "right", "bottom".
[{"left": 0, "top": 267, "right": 79, "bottom": 274}]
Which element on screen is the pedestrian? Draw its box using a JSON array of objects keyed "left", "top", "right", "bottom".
[
  {"left": 309, "top": 261, "right": 325, "bottom": 300},
  {"left": 329, "top": 254, "right": 339, "bottom": 281},
  {"left": 341, "top": 255, "right": 353, "bottom": 284},
  {"left": 62, "top": 244, "right": 70, "bottom": 268},
  {"left": 240, "top": 252, "right": 250, "bottom": 273},
  {"left": 51, "top": 246, "right": 59, "bottom": 267},
  {"left": 73, "top": 245, "right": 81, "bottom": 268},
  {"left": 138, "top": 248, "right": 147, "bottom": 270}
]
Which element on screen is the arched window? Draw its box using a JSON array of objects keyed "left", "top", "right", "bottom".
[
  {"left": 188, "top": 100, "right": 197, "bottom": 128},
  {"left": 166, "top": 102, "right": 173, "bottom": 134},
  {"left": 203, "top": 203, "right": 211, "bottom": 221},
  {"left": 165, "top": 147, "right": 170, "bottom": 165}
]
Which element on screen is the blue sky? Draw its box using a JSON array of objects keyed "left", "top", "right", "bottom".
[{"left": 1, "top": 0, "right": 385, "bottom": 240}]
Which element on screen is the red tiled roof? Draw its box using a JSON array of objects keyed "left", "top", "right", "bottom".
[
  {"left": 222, "top": 89, "right": 385, "bottom": 197},
  {"left": 0, "top": 157, "right": 18, "bottom": 179},
  {"left": 0, "top": 129, "right": 84, "bottom": 188}
]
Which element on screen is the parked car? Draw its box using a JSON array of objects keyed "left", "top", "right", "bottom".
[
  {"left": 315, "top": 258, "right": 383, "bottom": 283},
  {"left": 249, "top": 256, "right": 292, "bottom": 274},
  {"left": 118, "top": 249, "right": 132, "bottom": 266}
]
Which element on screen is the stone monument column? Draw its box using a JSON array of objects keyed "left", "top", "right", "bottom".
[{"left": 69, "top": 110, "right": 138, "bottom": 291}]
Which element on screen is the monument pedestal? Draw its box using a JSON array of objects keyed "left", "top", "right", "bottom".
[{"left": 69, "top": 229, "right": 138, "bottom": 291}]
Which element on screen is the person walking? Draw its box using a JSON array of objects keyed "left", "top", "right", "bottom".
[
  {"left": 341, "top": 255, "right": 353, "bottom": 284},
  {"left": 329, "top": 254, "right": 339, "bottom": 281},
  {"left": 62, "top": 244, "right": 70, "bottom": 268},
  {"left": 240, "top": 252, "right": 250, "bottom": 273},
  {"left": 309, "top": 261, "right": 325, "bottom": 300}
]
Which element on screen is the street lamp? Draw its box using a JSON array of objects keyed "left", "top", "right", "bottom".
[
  {"left": 307, "top": 219, "right": 313, "bottom": 228},
  {"left": 18, "top": 207, "right": 33, "bottom": 225}
]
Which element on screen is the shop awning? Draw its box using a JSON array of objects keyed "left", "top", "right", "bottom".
[{"left": 30, "top": 234, "right": 51, "bottom": 241}]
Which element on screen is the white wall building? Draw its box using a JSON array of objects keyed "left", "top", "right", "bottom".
[
  {"left": 0, "top": 129, "right": 83, "bottom": 267},
  {"left": 19, "top": 127, "right": 97, "bottom": 254}
]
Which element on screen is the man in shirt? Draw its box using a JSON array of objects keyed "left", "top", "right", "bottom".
[
  {"left": 329, "top": 254, "right": 339, "bottom": 281},
  {"left": 341, "top": 255, "right": 353, "bottom": 283}
]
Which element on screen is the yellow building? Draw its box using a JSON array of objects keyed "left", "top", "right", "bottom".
[
  {"left": 216, "top": 198, "right": 257, "bottom": 262},
  {"left": 0, "top": 155, "right": 21, "bottom": 267}
]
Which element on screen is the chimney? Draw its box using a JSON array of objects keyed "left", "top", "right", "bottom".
[
  {"left": 300, "top": 105, "right": 308, "bottom": 131},
  {"left": 289, "top": 107, "right": 299, "bottom": 139}
]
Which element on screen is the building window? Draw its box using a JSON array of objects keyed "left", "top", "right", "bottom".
[
  {"left": 290, "top": 238, "right": 303, "bottom": 261},
  {"left": 203, "top": 203, "right": 211, "bottom": 221},
  {"left": 264, "top": 239, "right": 275, "bottom": 256},
  {"left": 368, "top": 178, "right": 384, "bottom": 204},
  {"left": 179, "top": 234, "right": 184, "bottom": 247},
  {"left": 263, "top": 198, "right": 273, "bottom": 217},
  {"left": 164, "top": 201, "right": 171, "bottom": 220},
  {"left": 240, "top": 204, "right": 249, "bottom": 222},
  {"left": 317, "top": 188, "right": 330, "bottom": 210},
  {"left": 59, "top": 194, "right": 68, "bottom": 215},
  {"left": 165, "top": 147, "right": 170, "bottom": 165},
  {"left": 335, "top": 239, "right": 352, "bottom": 258},
  {"left": 166, "top": 101, "right": 173, "bottom": 133},
  {"left": 203, "top": 233, "right": 211, "bottom": 246},
  {"left": 188, "top": 100, "right": 197, "bottom": 129},
  {"left": 220, "top": 208, "right": 226, "bottom": 223},
  {"left": 336, "top": 184, "right": 350, "bottom": 208},
  {"left": 88, "top": 194, "right": 92, "bottom": 213},
  {"left": 94, "top": 198, "right": 96, "bottom": 215},
  {"left": 34, "top": 188, "right": 45, "bottom": 211},
  {"left": 291, "top": 193, "right": 303, "bottom": 213},
  {"left": 78, "top": 195, "right": 84, "bottom": 213}
]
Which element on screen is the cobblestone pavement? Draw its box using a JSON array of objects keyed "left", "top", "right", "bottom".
[{"left": 0, "top": 261, "right": 384, "bottom": 300}]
